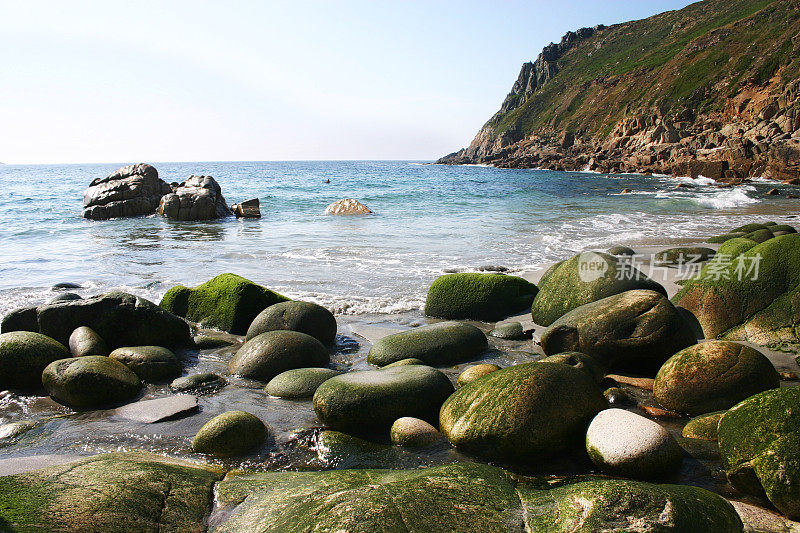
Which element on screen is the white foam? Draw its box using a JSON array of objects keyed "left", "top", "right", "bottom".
[{"left": 694, "top": 187, "right": 759, "bottom": 209}]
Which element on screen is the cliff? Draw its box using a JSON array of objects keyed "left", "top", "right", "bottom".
[{"left": 438, "top": 0, "right": 800, "bottom": 182}]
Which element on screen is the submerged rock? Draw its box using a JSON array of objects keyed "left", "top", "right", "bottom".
[
  {"left": 0, "top": 331, "right": 70, "bottom": 390},
  {"left": 457, "top": 363, "right": 501, "bottom": 386},
  {"left": 192, "top": 411, "right": 268, "bottom": 457},
  {"left": 424, "top": 273, "right": 538, "bottom": 321},
  {"left": 113, "top": 394, "right": 198, "bottom": 423},
  {"left": 109, "top": 346, "right": 183, "bottom": 382},
  {"left": 488, "top": 321, "right": 527, "bottom": 339},
  {"left": 653, "top": 341, "right": 779, "bottom": 415},
  {"left": 531, "top": 252, "right": 665, "bottom": 326},
  {"left": 42, "top": 356, "right": 141, "bottom": 409},
  {"left": 323, "top": 198, "right": 372, "bottom": 215},
  {"left": 313, "top": 365, "right": 454, "bottom": 434},
  {"left": 367, "top": 321, "right": 487, "bottom": 367},
  {"left": 246, "top": 300, "right": 337, "bottom": 345},
  {"left": 228, "top": 330, "right": 330, "bottom": 382},
  {"left": 231, "top": 198, "right": 261, "bottom": 218},
  {"left": 541, "top": 289, "right": 696, "bottom": 373},
  {"left": 68, "top": 326, "right": 108, "bottom": 357},
  {"left": 157, "top": 175, "right": 232, "bottom": 220},
  {"left": 265, "top": 367, "right": 341, "bottom": 399},
  {"left": 440, "top": 362, "right": 606, "bottom": 462},
  {"left": 170, "top": 372, "right": 227, "bottom": 394},
  {"left": 160, "top": 273, "right": 288, "bottom": 335},
  {"left": 390, "top": 417, "right": 442, "bottom": 447},
  {"left": 586, "top": 408, "right": 682, "bottom": 479},
  {"left": 82, "top": 163, "right": 171, "bottom": 220}
]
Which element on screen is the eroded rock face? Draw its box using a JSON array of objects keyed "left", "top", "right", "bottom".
[
  {"left": 158, "top": 175, "right": 232, "bottom": 220},
  {"left": 82, "top": 163, "right": 171, "bottom": 220},
  {"left": 323, "top": 198, "right": 372, "bottom": 215}
]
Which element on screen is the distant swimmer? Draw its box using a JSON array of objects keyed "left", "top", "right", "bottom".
[{"left": 325, "top": 179, "right": 331, "bottom": 184}]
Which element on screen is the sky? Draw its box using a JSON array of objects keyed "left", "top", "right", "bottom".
[{"left": 0, "top": 1, "right": 696, "bottom": 164}]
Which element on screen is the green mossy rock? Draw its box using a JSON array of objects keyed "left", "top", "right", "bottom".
[
  {"left": 606, "top": 245, "right": 636, "bottom": 256},
  {"left": 68, "top": 326, "right": 109, "bottom": 357},
  {"left": 0, "top": 452, "right": 223, "bottom": 533},
  {"left": 488, "top": 321, "right": 526, "bottom": 339},
  {"left": 424, "top": 273, "right": 538, "bottom": 321},
  {"left": 0, "top": 331, "right": 70, "bottom": 390},
  {"left": 457, "top": 363, "right": 501, "bottom": 386},
  {"left": 771, "top": 224, "right": 797, "bottom": 234},
  {"left": 682, "top": 411, "right": 726, "bottom": 441},
  {"left": 109, "top": 346, "right": 183, "bottom": 382},
  {"left": 314, "top": 430, "right": 407, "bottom": 468},
  {"left": 707, "top": 232, "right": 747, "bottom": 243},
  {"left": 228, "top": 330, "right": 329, "bottom": 382},
  {"left": 170, "top": 372, "right": 226, "bottom": 393},
  {"left": 538, "top": 351, "right": 606, "bottom": 383},
  {"left": 674, "top": 233, "right": 800, "bottom": 344},
  {"left": 654, "top": 246, "right": 716, "bottom": 265},
  {"left": 743, "top": 228, "right": 776, "bottom": 243},
  {"left": 313, "top": 365, "right": 454, "bottom": 434},
  {"left": 731, "top": 223, "right": 775, "bottom": 234},
  {"left": 541, "top": 289, "right": 696, "bottom": 373},
  {"left": 42, "top": 356, "right": 142, "bottom": 409},
  {"left": 265, "top": 367, "right": 342, "bottom": 399},
  {"left": 246, "top": 300, "right": 337, "bottom": 345},
  {"left": 653, "top": 341, "right": 778, "bottom": 416},
  {"left": 191, "top": 410, "right": 268, "bottom": 457},
  {"left": 213, "top": 463, "right": 742, "bottom": 532},
  {"left": 367, "top": 321, "right": 488, "bottom": 367},
  {"left": 0, "top": 306, "right": 38, "bottom": 334},
  {"left": 383, "top": 357, "right": 426, "bottom": 368},
  {"left": 390, "top": 417, "right": 442, "bottom": 447},
  {"left": 160, "top": 273, "right": 289, "bottom": 335},
  {"left": 440, "top": 362, "right": 606, "bottom": 462},
  {"left": 718, "top": 387, "right": 800, "bottom": 518},
  {"left": 2, "top": 292, "right": 191, "bottom": 349},
  {"left": 531, "top": 252, "right": 666, "bottom": 326}
]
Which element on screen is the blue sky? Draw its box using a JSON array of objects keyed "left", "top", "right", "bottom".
[{"left": 0, "top": 1, "right": 695, "bottom": 164}]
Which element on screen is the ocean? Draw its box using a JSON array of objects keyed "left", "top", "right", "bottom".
[{"left": 0, "top": 160, "right": 796, "bottom": 320}]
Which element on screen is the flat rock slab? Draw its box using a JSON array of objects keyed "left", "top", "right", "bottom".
[
  {"left": 0, "top": 454, "right": 85, "bottom": 476},
  {"left": 112, "top": 394, "right": 198, "bottom": 423},
  {"left": 607, "top": 374, "right": 655, "bottom": 390},
  {"left": 348, "top": 323, "right": 405, "bottom": 343}
]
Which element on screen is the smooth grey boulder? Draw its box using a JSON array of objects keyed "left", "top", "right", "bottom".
[
  {"left": 265, "top": 367, "right": 341, "bottom": 399},
  {"left": 367, "top": 321, "right": 487, "bottom": 367},
  {"left": 42, "top": 356, "right": 142, "bottom": 409},
  {"left": 171, "top": 373, "right": 227, "bottom": 394},
  {"left": 157, "top": 175, "right": 232, "bottom": 220},
  {"left": 109, "top": 346, "right": 182, "bottom": 382},
  {"left": 0, "top": 331, "right": 70, "bottom": 390},
  {"left": 228, "top": 330, "right": 330, "bottom": 382},
  {"left": 68, "top": 326, "right": 109, "bottom": 357},
  {"left": 246, "top": 301, "right": 337, "bottom": 345},
  {"left": 82, "top": 163, "right": 171, "bottom": 220}
]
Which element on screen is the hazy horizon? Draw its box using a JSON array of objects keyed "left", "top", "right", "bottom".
[{"left": 1, "top": 1, "right": 695, "bottom": 165}]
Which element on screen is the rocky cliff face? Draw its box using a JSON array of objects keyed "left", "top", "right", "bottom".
[{"left": 439, "top": 0, "right": 800, "bottom": 182}]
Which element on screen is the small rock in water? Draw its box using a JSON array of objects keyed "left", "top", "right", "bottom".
[
  {"left": 323, "top": 198, "right": 372, "bottom": 215},
  {"left": 231, "top": 197, "right": 261, "bottom": 218},
  {"left": 390, "top": 417, "right": 442, "bottom": 447},
  {"left": 246, "top": 300, "right": 337, "bottom": 345},
  {"left": 228, "top": 330, "right": 330, "bottom": 382},
  {"left": 682, "top": 411, "right": 726, "bottom": 441},
  {"left": 193, "top": 333, "right": 237, "bottom": 349},
  {"left": 265, "top": 367, "right": 342, "bottom": 399},
  {"left": 621, "top": 188, "right": 633, "bottom": 194},
  {"left": 488, "top": 322, "right": 526, "bottom": 340},
  {"left": 192, "top": 410, "right": 268, "bottom": 457},
  {"left": 170, "top": 372, "right": 227, "bottom": 394},
  {"left": 604, "top": 387, "right": 634, "bottom": 406},
  {"left": 457, "top": 363, "right": 501, "bottom": 386},
  {"left": 639, "top": 405, "right": 682, "bottom": 419},
  {"left": 586, "top": 408, "right": 682, "bottom": 479},
  {"left": 477, "top": 265, "right": 508, "bottom": 272},
  {"left": 109, "top": 346, "right": 182, "bottom": 382},
  {"left": 767, "top": 188, "right": 780, "bottom": 195},
  {"left": 113, "top": 394, "right": 198, "bottom": 423},
  {"left": 367, "top": 321, "right": 487, "bottom": 367},
  {"left": 48, "top": 293, "right": 82, "bottom": 303},
  {"left": 51, "top": 282, "right": 82, "bottom": 291},
  {"left": 383, "top": 358, "right": 426, "bottom": 368}
]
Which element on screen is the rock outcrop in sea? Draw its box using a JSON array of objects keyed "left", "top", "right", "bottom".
[{"left": 82, "top": 163, "right": 171, "bottom": 219}]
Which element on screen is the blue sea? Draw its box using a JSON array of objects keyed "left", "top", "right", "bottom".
[{"left": 0, "top": 160, "right": 796, "bottom": 319}]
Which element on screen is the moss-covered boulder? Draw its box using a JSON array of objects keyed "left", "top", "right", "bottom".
[
  {"left": 682, "top": 411, "right": 726, "bottom": 441},
  {"left": 586, "top": 408, "right": 682, "bottom": 479},
  {"left": 265, "top": 367, "right": 341, "bottom": 399},
  {"left": 245, "top": 300, "right": 337, "bottom": 345},
  {"left": 424, "top": 273, "right": 538, "bottom": 321},
  {"left": 673, "top": 233, "right": 800, "bottom": 344},
  {"left": 160, "top": 273, "right": 288, "bottom": 335},
  {"left": 170, "top": 372, "right": 226, "bottom": 394},
  {"left": 457, "top": 363, "right": 501, "bottom": 386},
  {"left": 109, "top": 346, "right": 183, "bottom": 382},
  {"left": 539, "top": 351, "right": 606, "bottom": 383},
  {"left": 531, "top": 252, "right": 666, "bottom": 326},
  {"left": 0, "top": 331, "right": 70, "bottom": 390},
  {"left": 653, "top": 341, "right": 779, "bottom": 416},
  {"left": 367, "top": 321, "right": 487, "bottom": 367},
  {"left": 541, "top": 289, "right": 696, "bottom": 373},
  {"left": 390, "top": 417, "right": 442, "bottom": 447},
  {"left": 2, "top": 292, "right": 191, "bottom": 349},
  {"left": 191, "top": 410, "right": 268, "bottom": 457},
  {"left": 42, "top": 356, "right": 142, "bottom": 409},
  {"left": 383, "top": 357, "right": 426, "bottom": 367},
  {"left": 0, "top": 452, "right": 223, "bottom": 532},
  {"left": 654, "top": 246, "right": 716, "bottom": 265},
  {"left": 228, "top": 330, "right": 329, "bottom": 382},
  {"left": 707, "top": 231, "right": 748, "bottom": 243},
  {"left": 487, "top": 321, "right": 527, "bottom": 340},
  {"left": 718, "top": 387, "right": 800, "bottom": 519},
  {"left": 440, "top": 362, "right": 606, "bottom": 462},
  {"left": 313, "top": 365, "right": 454, "bottom": 434},
  {"left": 606, "top": 245, "right": 636, "bottom": 256},
  {"left": 68, "top": 326, "right": 109, "bottom": 357}
]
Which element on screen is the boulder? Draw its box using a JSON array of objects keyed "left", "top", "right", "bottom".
[
  {"left": 48, "top": 292, "right": 81, "bottom": 303},
  {"left": 424, "top": 273, "right": 538, "bottom": 321},
  {"left": 654, "top": 246, "right": 716, "bottom": 265},
  {"left": 265, "top": 367, "right": 341, "bottom": 399},
  {"left": 456, "top": 363, "right": 501, "bottom": 386},
  {"left": 228, "top": 330, "right": 329, "bottom": 382},
  {"left": 160, "top": 273, "right": 288, "bottom": 335},
  {"left": 653, "top": 341, "right": 778, "bottom": 415},
  {"left": 531, "top": 252, "right": 666, "bottom": 326},
  {"left": 383, "top": 357, "right": 425, "bottom": 367},
  {"left": 323, "top": 198, "right": 372, "bottom": 215},
  {"left": 367, "top": 321, "right": 487, "bottom": 367},
  {"left": 68, "top": 326, "right": 108, "bottom": 357},
  {"left": 245, "top": 300, "right": 337, "bottom": 345},
  {"left": 682, "top": 411, "right": 726, "bottom": 441},
  {"left": 488, "top": 321, "right": 527, "bottom": 339},
  {"left": 440, "top": 362, "right": 606, "bottom": 462},
  {"left": 314, "top": 430, "right": 408, "bottom": 469},
  {"left": 82, "top": 163, "right": 171, "bottom": 220},
  {"left": 604, "top": 386, "right": 635, "bottom": 406},
  {"left": 170, "top": 372, "right": 226, "bottom": 394},
  {"left": 718, "top": 387, "right": 800, "bottom": 519},
  {"left": 586, "top": 408, "right": 682, "bottom": 479},
  {"left": 0, "top": 307, "right": 38, "bottom": 333},
  {"left": 313, "top": 365, "right": 454, "bottom": 434},
  {"left": 0, "top": 453, "right": 222, "bottom": 532},
  {"left": 113, "top": 395, "right": 198, "bottom": 423},
  {"left": 42, "top": 356, "right": 142, "bottom": 409},
  {"left": 109, "top": 346, "right": 183, "bottom": 382},
  {"left": 674, "top": 233, "right": 800, "bottom": 344},
  {"left": 539, "top": 351, "right": 606, "bottom": 383},
  {"left": 157, "top": 175, "right": 232, "bottom": 220},
  {"left": 606, "top": 245, "right": 636, "bottom": 256},
  {"left": 231, "top": 198, "right": 261, "bottom": 218},
  {"left": 0, "top": 331, "right": 70, "bottom": 390},
  {"left": 389, "top": 417, "right": 442, "bottom": 447},
  {"left": 191, "top": 411, "right": 268, "bottom": 457},
  {"left": 541, "top": 289, "right": 696, "bottom": 373},
  {"left": 3, "top": 292, "right": 191, "bottom": 349}
]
